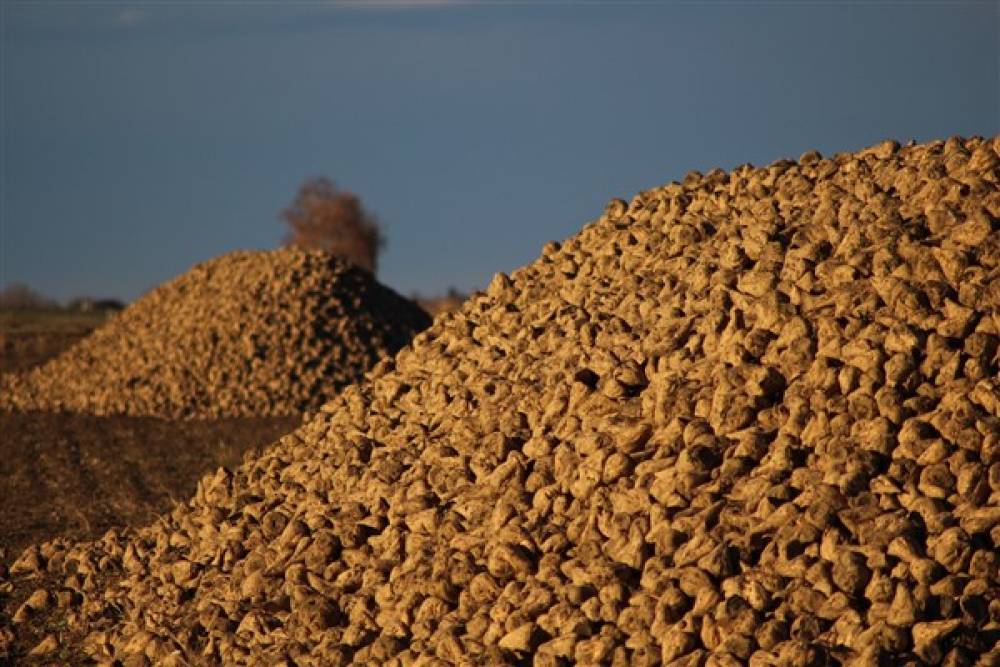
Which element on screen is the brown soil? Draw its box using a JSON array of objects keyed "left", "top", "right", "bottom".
[
  {"left": 0, "top": 309, "right": 105, "bottom": 375},
  {"left": 0, "top": 331, "right": 90, "bottom": 374},
  {"left": 0, "top": 412, "right": 299, "bottom": 568}
]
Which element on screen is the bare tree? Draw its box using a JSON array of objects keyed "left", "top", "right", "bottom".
[{"left": 281, "top": 178, "right": 386, "bottom": 274}]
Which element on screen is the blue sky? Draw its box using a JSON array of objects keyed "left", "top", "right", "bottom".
[{"left": 2, "top": 1, "right": 997, "bottom": 302}]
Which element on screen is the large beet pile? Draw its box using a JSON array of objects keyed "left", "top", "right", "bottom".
[
  {"left": 0, "top": 248, "right": 431, "bottom": 419},
  {"left": 5, "top": 137, "right": 999, "bottom": 664}
]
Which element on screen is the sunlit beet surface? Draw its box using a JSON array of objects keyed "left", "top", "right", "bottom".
[{"left": 2, "top": 137, "right": 1000, "bottom": 665}]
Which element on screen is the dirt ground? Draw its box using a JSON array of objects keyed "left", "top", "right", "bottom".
[
  {"left": 0, "top": 411, "right": 299, "bottom": 568},
  {"left": 0, "top": 323, "right": 302, "bottom": 663},
  {"left": 0, "top": 310, "right": 105, "bottom": 374},
  {"left": 0, "top": 332, "right": 89, "bottom": 374}
]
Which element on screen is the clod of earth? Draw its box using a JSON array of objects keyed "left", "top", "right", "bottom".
[
  {"left": 2, "top": 136, "right": 999, "bottom": 665},
  {"left": 0, "top": 248, "right": 431, "bottom": 419}
]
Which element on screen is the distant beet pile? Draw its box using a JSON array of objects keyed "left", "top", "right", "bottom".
[
  {"left": 4, "top": 137, "right": 999, "bottom": 665},
  {"left": 0, "top": 248, "right": 431, "bottom": 419}
]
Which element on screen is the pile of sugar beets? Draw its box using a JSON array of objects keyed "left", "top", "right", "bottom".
[
  {"left": 0, "top": 247, "right": 431, "bottom": 419},
  {"left": 3, "top": 136, "right": 999, "bottom": 665}
]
